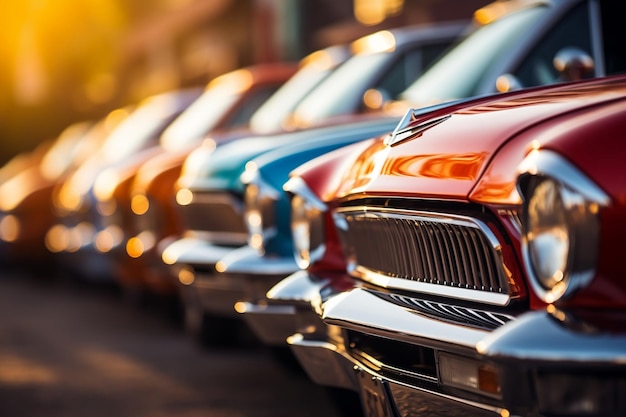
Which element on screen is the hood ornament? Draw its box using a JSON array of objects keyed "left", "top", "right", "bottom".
[{"left": 385, "top": 107, "right": 451, "bottom": 147}]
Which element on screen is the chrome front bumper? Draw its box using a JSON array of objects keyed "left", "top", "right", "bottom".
[
  {"left": 161, "top": 236, "right": 234, "bottom": 269},
  {"left": 238, "top": 269, "right": 331, "bottom": 346},
  {"left": 289, "top": 330, "right": 507, "bottom": 416},
  {"left": 286, "top": 276, "right": 626, "bottom": 416},
  {"left": 478, "top": 308, "right": 626, "bottom": 417},
  {"left": 217, "top": 246, "right": 300, "bottom": 345},
  {"left": 165, "top": 240, "right": 298, "bottom": 321},
  {"left": 162, "top": 237, "right": 242, "bottom": 317}
]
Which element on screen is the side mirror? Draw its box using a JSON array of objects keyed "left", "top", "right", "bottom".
[
  {"left": 553, "top": 47, "right": 595, "bottom": 81},
  {"left": 362, "top": 88, "right": 391, "bottom": 111},
  {"left": 495, "top": 74, "right": 523, "bottom": 93}
]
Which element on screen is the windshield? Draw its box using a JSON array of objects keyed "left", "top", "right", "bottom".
[
  {"left": 401, "top": 6, "right": 547, "bottom": 106},
  {"left": 248, "top": 63, "right": 337, "bottom": 134},
  {"left": 160, "top": 85, "right": 242, "bottom": 151},
  {"left": 39, "top": 122, "right": 92, "bottom": 180},
  {"left": 291, "top": 51, "right": 393, "bottom": 126},
  {"left": 101, "top": 95, "right": 187, "bottom": 162}
]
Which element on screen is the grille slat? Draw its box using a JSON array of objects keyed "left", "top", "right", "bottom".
[
  {"left": 385, "top": 293, "right": 515, "bottom": 330},
  {"left": 438, "top": 223, "right": 455, "bottom": 285},
  {"left": 337, "top": 208, "right": 509, "bottom": 297},
  {"left": 448, "top": 227, "right": 468, "bottom": 288}
]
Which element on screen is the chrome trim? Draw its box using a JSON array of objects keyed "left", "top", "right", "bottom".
[
  {"left": 237, "top": 301, "right": 295, "bottom": 316},
  {"left": 217, "top": 245, "right": 299, "bottom": 276},
  {"left": 322, "top": 288, "right": 489, "bottom": 349},
  {"left": 386, "top": 113, "right": 451, "bottom": 147},
  {"left": 285, "top": 176, "right": 327, "bottom": 269},
  {"left": 355, "top": 267, "right": 511, "bottom": 306},
  {"left": 517, "top": 149, "right": 609, "bottom": 303},
  {"left": 517, "top": 149, "right": 609, "bottom": 206},
  {"left": 266, "top": 269, "right": 331, "bottom": 304},
  {"left": 477, "top": 309, "right": 626, "bottom": 364},
  {"left": 187, "top": 230, "right": 248, "bottom": 246},
  {"left": 354, "top": 346, "right": 439, "bottom": 384},
  {"left": 283, "top": 176, "right": 327, "bottom": 211},
  {"left": 161, "top": 237, "right": 238, "bottom": 267},
  {"left": 589, "top": 0, "right": 605, "bottom": 76},
  {"left": 288, "top": 334, "right": 507, "bottom": 416},
  {"left": 287, "top": 333, "right": 360, "bottom": 390},
  {"left": 334, "top": 207, "right": 511, "bottom": 306},
  {"left": 385, "top": 380, "right": 507, "bottom": 417},
  {"left": 384, "top": 99, "right": 470, "bottom": 147},
  {"left": 240, "top": 166, "right": 281, "bottom": 199},
  {"left": 497, "top": 209, "right": 522, "bottom": 236},
  {"left": 242, "top": 169, "right": 280, "bottom": 252},
  {"left": 237, "top": 301, "right": 296, "bottom": 346},
  {"left": 383, "top": 293, "right": 516, "bottom": 330}
]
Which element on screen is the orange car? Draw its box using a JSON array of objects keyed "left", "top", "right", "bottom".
[
  {"left": 48, "top": 88, "right": 203, "bottom": 281},
  {"left": 82, "top": 63, "right": 299, "bottom": 294},
  {"left": 121, "top": 47, "right": 350, "bottom": 298},
  {"left": 0, "top": 120, "right": 109, "bottom": 268}
]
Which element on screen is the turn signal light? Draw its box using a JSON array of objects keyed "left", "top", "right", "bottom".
[{"left": 439, "top": 353, "right": 501, "bottom": 398}]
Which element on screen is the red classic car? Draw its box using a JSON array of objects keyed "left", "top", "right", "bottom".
[{"left": 276, "top": 75, "right": 626, "bottom": 417}]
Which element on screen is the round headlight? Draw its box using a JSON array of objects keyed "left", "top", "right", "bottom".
[
  {"left": 518, "top": 150, "right": 609, "bottom": 304},
  {"left": 242, "top": 169, "right": 278, "bottom": 254},
  {"left": 285, "top": 177, "right": 326, "bottom": 269},
  {"left": 244, "top": 183, "right": 264, "bottom": 251},
  {"left": 524, "top": 178, "right": 570, "bottom": 295}
]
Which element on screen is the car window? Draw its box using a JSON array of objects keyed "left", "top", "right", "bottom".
[
  {"left": 225, "top": 86, "right": 279, "bottom": 129},
  {"left": 249, "top": 63, "right": 338, "bottom": 134},
  {"left": 292, "top": 42, "right": 451, "bottom": 125},
  {"left": 374, "top": 43, "right": 451, "bottom": 100},
  {"left": 401, "top": 6, "right": 547, "bottom": 106},
  {"left": 512, "top": 2, "right": 591, "bottom": 87},
  {"left": 292, "top": 51, "right": 394, "bottom": 124},
  {"left": 102, "top": 99, "right": 186, "bottom": 162},
  {"left": 160, "top": 86, "right": 241, "bottom": 151}
]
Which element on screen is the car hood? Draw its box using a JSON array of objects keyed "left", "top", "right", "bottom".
[
  {"left": 252, "top": 117, "right": 399, "bottom": 191},
  {"left": 334, "top": 79, "right": 626, "bottom": 202},
  {"left": 186, "top": 114, "right": 399, "bottom": 193}
]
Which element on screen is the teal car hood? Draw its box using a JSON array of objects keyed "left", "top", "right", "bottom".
[{"left": 184, "top": 115, "right": 400, "bottom": 193}]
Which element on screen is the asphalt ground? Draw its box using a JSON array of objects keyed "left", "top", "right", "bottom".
[{"left": 0, "top": 269, "right": 361, "bottom": 417}]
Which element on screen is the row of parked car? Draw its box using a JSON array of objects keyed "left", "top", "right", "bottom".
[{"left": 1, "top": 0, "right": 625, "bottom": 416}]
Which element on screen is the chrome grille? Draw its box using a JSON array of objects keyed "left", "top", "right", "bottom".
[
  {"left": 178, "top": 191, "right": 247, "bottom": 244},
  {"left": 334, "top": 207, "right": 510, "bottom": 300},
  {"left": 385, "top": 293, "right": 515, "bottom": 330}
]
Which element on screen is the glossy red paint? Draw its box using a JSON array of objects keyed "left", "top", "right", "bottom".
[
  {"left": 334, "top": 82, "right": 624, "bottom": 203},
  {"left": 298, "top": 75, "right": 626, "bottom": 312},
  {"left": 473, "top": 93, "right": 626, "bottom": 309}
]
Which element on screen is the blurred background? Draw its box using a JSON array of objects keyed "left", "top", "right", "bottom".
[{"left": 0, "top": 0, "right": 487, "bottom": 165}]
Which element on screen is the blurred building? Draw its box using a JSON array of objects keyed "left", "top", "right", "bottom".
[{"left": 0, "top": 0, "right": 488, "bottom": 164}]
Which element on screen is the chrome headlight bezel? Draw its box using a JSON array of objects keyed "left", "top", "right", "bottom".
[
  {"left": 283, "top": 176, "right": 327, "bottom": 270},
  {"left": 241, "top": 164, "right": 279, "bottom": 254},
  {"left": 517, "top": 149, "right": 609, "bottom": 304}
]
